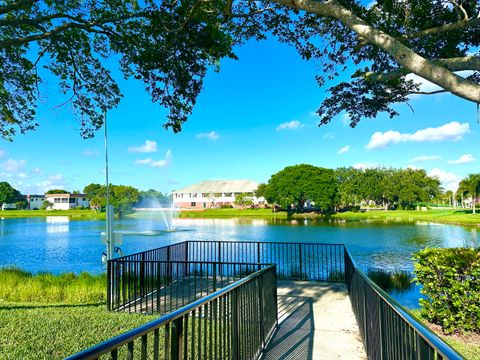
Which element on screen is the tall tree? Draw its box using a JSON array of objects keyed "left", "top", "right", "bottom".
[
  {"left": 0, "top": 181, "right": 24, "bottom": 205},
  {"left": 458, "top": 174, "right": 480, "bottom": 214},
  {"left": 263, "top": 164, "right": 338, "bottom": 213},
  {"left": 1, "top": 0, "right": 479, "bottom": 140}
]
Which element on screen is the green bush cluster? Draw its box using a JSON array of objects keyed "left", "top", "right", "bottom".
[{"left": 413, "top": 248, "right": 480, "bottom": 334}]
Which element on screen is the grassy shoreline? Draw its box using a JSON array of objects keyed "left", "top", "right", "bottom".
[
  {"left": 0, "top": 209, "right": 105, "bottom": 219},
  {"left": 176, "top": 208, "right": 480, "bottom": 226},
  {"left": 2, "top": 208, "right": 479, "bottom": 227}
]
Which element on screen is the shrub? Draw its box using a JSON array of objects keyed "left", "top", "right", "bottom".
[{"left": 413, "top": 248, "right": 480, "bottom": 334}]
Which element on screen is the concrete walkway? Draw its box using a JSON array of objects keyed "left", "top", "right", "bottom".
[{"left": 263, "top": 280, "right": 367, "bottom": 360}]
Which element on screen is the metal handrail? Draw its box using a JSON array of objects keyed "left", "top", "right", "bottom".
[
  {"left": 67, "top": 264, "right": 277, "bottom": 360},
  {"left": 344, "top": 248, "right": 463, "bottom": 360},
  {"left": 186, "top": 239, "right": 346, "bottom": 246}
]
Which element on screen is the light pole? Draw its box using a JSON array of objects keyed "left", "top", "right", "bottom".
[{"left": 104, "top": 111, "right": 114, "bottom": 260}]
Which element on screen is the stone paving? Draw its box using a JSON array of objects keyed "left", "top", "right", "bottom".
[{"left": 262, "top": 280, "right": 367, "bottom": 360}]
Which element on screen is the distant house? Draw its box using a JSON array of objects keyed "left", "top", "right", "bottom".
[
  {"left": 1, "top": 203, "right": 16, "bottom": 211},
  {"left": 44, "top": 193, "right": 89, "bottom": 210},
  {"left": 27, "top": 194, "right": 45, "bottom": 210},
  {"left": 173, "top": 180, "right": 264, "bottom": 209}
]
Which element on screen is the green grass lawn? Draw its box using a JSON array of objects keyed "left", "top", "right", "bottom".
[
  {"left": 0, "top": 268, "right": 157, "bottom": 359},
  {"left": 0, "top": 209, "right": 105, "bottom": 219},
  {"left": 332, "top": 209, "right": 480, "bottom": 226},
  {"left": 0, "top": 303, "right": 158, "bottom": 359},
  {"left": 177, "top": 208, "right": 289, "bottom": 218},
  {"left": 0, "top": 267, "right": 106, "bottom": 304}
]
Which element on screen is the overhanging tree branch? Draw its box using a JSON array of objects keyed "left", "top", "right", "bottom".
[
  {"left": 362, "top": 57, "right": 480, "bottom": 82},
  {"left": 270, "top": 0, "right": 480, "bottom": 103},
  {"left": 402, "top": 16, "right": 480, "bottom": 40}
]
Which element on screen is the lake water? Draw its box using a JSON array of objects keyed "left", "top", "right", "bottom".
[{"left": 1, "top": 214, "right": 478, "bottom": 307}]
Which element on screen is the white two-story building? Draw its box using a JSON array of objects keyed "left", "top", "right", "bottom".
[
  {"left": 44, "top": 193, "right": 90, "bottom": 210},
  {"left": 173, "top": 180, "right": 264, "bottom": 209}
]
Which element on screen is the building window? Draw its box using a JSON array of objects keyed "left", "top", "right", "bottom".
[
  {"left": 83, "top": 198, "right": 86, "bottom": 201},
  {"left": 62, "top": 198, "right": 68, "bottom": 203},
  {"left": 54, "top": 198, "right": 61, "bottom": 203},
  {"left": 191, "top": 202, "right": 196, "bottom": 207}
]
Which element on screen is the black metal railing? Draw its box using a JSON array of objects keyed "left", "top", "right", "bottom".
[
  {"left": 67, "top": 264, "right": 277, "bottom": 360},
  {"left": 344, "top": 248, "right": 462, "bottom": 360},
  {"left": 103, "top": 240, "right": 462, "bottom": 359},
  {"left": 184, "top": 240, "right": 345, "bottom": 281},
  {"left": 108, "top": 259, "right": 271, "bottom": 314}
]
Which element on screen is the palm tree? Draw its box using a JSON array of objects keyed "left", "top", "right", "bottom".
[{"left": 458, "top": 174, "right": 480, "bottom": 214}]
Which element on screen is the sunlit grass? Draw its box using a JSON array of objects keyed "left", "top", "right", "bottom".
[
  {"left": 0, "top": 209, "right": 105, "bottom": 219},
  {"left": 332, "top": 209, "right": 480, "bottom": 226},
  {"left": 0, "top": 267, "right": 106, "bottom": 304},
  {"left": 177, "top": 208, "right": 289, "bottom": 218},
  {"left": 0, "top": 303, "right": 158, "bottom": 359}
]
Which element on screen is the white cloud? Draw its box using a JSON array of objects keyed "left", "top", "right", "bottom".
[
  {"left": 341, "top": 113, "right": 350, "bottom": 125},
  {"left": 323, "top": 132, "right": 335, "bottom": 139},
  {"left": 447, "top": 154, "right": 476, "bottom": 164},
  {"left": 48, "top": 174, "right": 64, "bottom": 181},
  {"left": 0, "top": 149, "right": 6, "bottom": 158},
  {"left": 276, "top": 120, "right": 304, "bottom": 131},
  {"left": 353, "top": 162, "right": 379, "bottom": 170},
  {"left": 136, "top": 150, "right": 172, "bottom": 168},
  {"left": 366, "top": 122, "right": 470, "bottom": 149},
  {"left": 128, "top": 140, "right": 158, "bottom": 153},
  {"left": 411, "top": 155, "right": 441, "bottom": 162},
  {"left": 18, "top": 172, "right": 29, "bottom": 179},
  {"left": 428, "top": 168, "right": 461, "bottom": 191},
  {"left": 1, "top": 158, "right": 26, "bottom": 173},
  {"left": 405, "top": 165, "right": 422, "bottom": 170},
  {"left": 136, "top": 158, "right": 153, "bottom": 165},
  {"left": 31, "top": 167, "right": 43, "bottom": 175},
  {"left": 196, "top": 131, "right": 220, "bottom": 140},
  {"left": 337, "top": 145, "right": 351, "bottom": 154},
  {"left": 82, "top": 149, "right": 100, "bottom": 157}
]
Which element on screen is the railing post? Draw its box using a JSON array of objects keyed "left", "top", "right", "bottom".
[
  {"left": 217, "top": 241, "right": 221, "bottom": 262},
  {"left": 231, "top": 288, "right": 240, "bottom": 360},
  {"left": 363, "top": 280, "right": 368, "bottom": 354},
  {"left": 258, "top": 274, "right": 265, "bottom": 346},
  {"left": 185, "top": 242, "right": 189, "bottom": 277},
  {"left": 257, "top": 243, "right": 261, "bottom": 271},
  {"left": 171, "top": 318, "right": 183, "bottom": 360},
  {"left": 167, "top": 246, "right": 172, "bottom": 282},
  {"left": 298, "top": 243, "right": 303, "bottom": 279},
  {"left": 213, "top": 263, "right": 217, "bottom": 292},
  {"left": 140, "top": 253, "right": 145, "bottom": 298}
]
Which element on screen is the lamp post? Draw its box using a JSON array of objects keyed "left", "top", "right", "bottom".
[{"left": 104, "top": 111, "right": 114, "bottom": 260}]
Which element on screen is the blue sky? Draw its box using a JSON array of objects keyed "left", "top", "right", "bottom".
[{"left": 0, "top": 38, "right": 478, "bottom": 194}]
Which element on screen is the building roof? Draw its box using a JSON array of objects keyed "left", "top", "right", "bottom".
[
  {"left": 174, "top": 180, "right": 258, "bottom": 194},
  {"left": 45, "top": 193, "right": 86, "bottom": 197}
]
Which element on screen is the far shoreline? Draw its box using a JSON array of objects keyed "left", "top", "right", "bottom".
[{"left": 1, "top": 208, "right": 479, "bottom": 227}]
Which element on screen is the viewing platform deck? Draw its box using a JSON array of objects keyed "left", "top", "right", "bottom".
[{"left": 263, "top": 280, "right": 366, "bottom": 360}]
